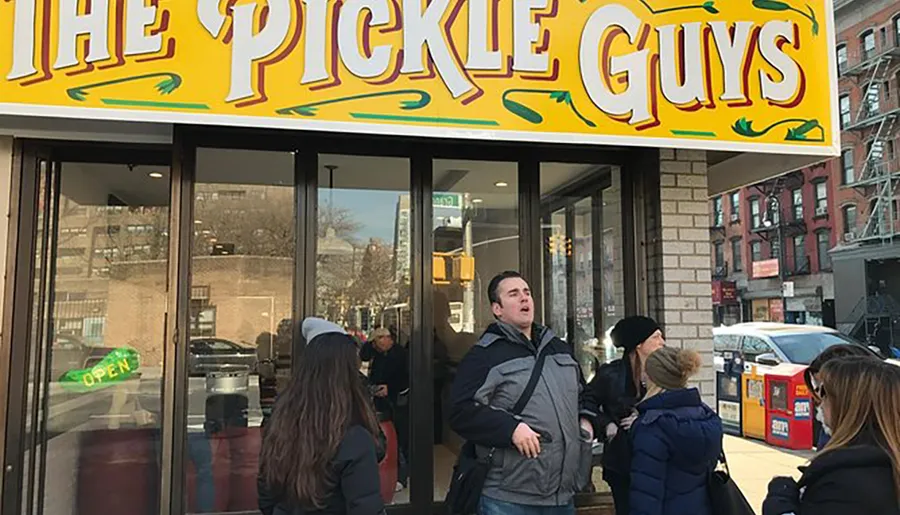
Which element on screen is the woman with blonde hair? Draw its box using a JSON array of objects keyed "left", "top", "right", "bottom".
[
  {"left": 628, "top": 346, "right": 723, "bottom": 515},
  {"left": 763, "top": 357, "right": 900, "bottom": 515}
]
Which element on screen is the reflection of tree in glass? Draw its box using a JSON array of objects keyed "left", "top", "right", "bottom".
[
  {"left": 318, "top": 238, "right": 404, "bottom": 325},
  {"left": 351, "top": 240, "right": 405, "bottom": 313},
  {"left": 192, "top": 185, "right": 295, "bottom": 257}
]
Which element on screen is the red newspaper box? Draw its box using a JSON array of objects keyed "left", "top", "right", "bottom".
[{"left": 764, "top": 363, "right": 813, "bottom": 451}]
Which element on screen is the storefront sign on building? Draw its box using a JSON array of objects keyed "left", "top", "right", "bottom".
[
  {"left": 0, "top": 0, "right": 838, "bottom": 154},
  {"left": 769, "top": 298, "right": 784, "bottom": 321},
  {"left": 712, "top": 280, "right": 737, "bottom": 304},
  {"left": 782, "top": 281, "right": 795, "bottom": 298},
  {"left": 753, "top": 259, "right": 780, "bottom": 278}
]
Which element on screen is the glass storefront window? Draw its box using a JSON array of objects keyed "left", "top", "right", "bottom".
[
  {"left": 432, "top": 159, "right": 519, "bottom": 501},
  {"left": 541, "top": 164, "right": 625, "bottom": 369},
  {"left": 24, "top": 160, "right": 171, "bottom": 515},
  {"left": 314, "top": 154, "right": 412, "bottom": 505},
  {"left": 186, "top": 149, "right": 294, "bottom": 514},
  {"left": 545, "top": 209, "right": 568, "bottom": 337}
]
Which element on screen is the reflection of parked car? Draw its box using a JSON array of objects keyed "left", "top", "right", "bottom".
[
  {"left": 50, "top": 334, "right": 117, "bottom": 381},
  {"left": 713, "top": 323, "right": 880, "bottom": 367},
  {"left": 189, "top": 338, "right": 258, "bottom": 376}
]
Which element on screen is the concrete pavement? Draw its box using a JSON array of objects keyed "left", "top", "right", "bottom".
[{"left": 724, "top": 435, "right": 815, "bottom": 514}]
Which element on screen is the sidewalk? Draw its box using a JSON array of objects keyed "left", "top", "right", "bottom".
[{"left": 724, "top": 435, "right": 815, "bottom": 514}]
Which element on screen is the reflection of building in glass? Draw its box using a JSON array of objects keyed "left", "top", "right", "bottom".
[
  {"left": 52, "top": 181, "right": 298, "bottom": 373},
  {"left": 394, "top": 195, "right": 411, "bottom": 284}
]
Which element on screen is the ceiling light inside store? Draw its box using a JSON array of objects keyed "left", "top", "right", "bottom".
[
  {"left": 472, "top": 198, "right": 484, "bottom": 204},
  {"left": 148, "top": 172, "right": 164, "bottom": 179},
  {"left": 494, "top": 181, "right": 508, "bottom": 187}
]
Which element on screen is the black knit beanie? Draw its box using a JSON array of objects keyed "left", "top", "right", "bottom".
[{"left": 610, "top": 316, "right": 661, "bottom": 352}]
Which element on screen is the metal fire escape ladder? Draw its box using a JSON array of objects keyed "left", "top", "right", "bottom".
[
  {"left": 853, "top": 57, "right": 886, "bottom": 125},
  {"left": 859, "top": 116, "right": 893, "bottom": 184},
  {"left": 860, "top": 114, "right": 899, "bottom": 241}
]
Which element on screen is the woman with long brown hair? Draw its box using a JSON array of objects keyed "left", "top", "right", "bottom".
[
  {"left": 763, "top": 357, "right": 900, "bottom": 515},
  {"left": 258, "top": 318, "right": 386, "bottom": 515}
]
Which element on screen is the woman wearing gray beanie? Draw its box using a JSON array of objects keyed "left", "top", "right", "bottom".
[
  {"left": 586, "top": 316, "right": 665, "bottom": 515},
  {"left": 258, "top": 318, "right": 387, "bottom": 515},
  {"left": 628, "top": 347, "right": 723, "bottom": 515}
]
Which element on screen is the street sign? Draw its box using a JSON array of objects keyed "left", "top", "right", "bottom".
[
  {"left": 433, "top": 193, "right": 461, "bottom": 209},
  {"left": 782, "top": 281, "right": 795, "bottom": 298}
]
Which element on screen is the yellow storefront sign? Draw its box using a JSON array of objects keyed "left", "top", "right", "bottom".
[{"left": 0, "top": 0, "right": 838, "bottom": 154}]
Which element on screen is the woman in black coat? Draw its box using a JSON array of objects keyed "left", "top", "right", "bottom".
[
  {"left": 258, "top": 318, "right": 386, "bottom": 515},
  {"left": 587, "top": 316, "right": 665, "bottom": 515},
  {"left": 763, "top": 357, "right": 900, "bottom": 515}
]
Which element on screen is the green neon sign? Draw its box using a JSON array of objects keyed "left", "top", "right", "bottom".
[{"left": 59, "top": 347, "right": 141, "bottom": 392}]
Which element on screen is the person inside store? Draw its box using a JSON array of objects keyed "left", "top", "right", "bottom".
[
  {"left": 763, "top": 357, "right": 900, "bottom": 515},
  {"left": 360, "top": 327, "right": 410, "bottom": 492},
  {"left": 449, "top": 271, "right": 598, "bottom": 515},
  {"left": 628, "top": 346, "right": 723, "bottom": 515},
  {"left": 586, "top": 316, "right": 665, "bottom": 515},
  {"left": 258, "top": 317, "right": 386, "bottom": 515},
  {"left": 802, "top": 344, "right": 877, "bottom": 450}
]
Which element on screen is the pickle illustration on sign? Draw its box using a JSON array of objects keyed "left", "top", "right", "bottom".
[
  {"left": 59, "top": 347, "right": 141, "bottom": 393},
  {"left": 0, "top": 0, "right": 838, "bottom": 153}
]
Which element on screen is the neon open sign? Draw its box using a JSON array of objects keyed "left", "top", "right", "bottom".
[{"left": 59, "top": 347, "right": 141, "bottom": 392}]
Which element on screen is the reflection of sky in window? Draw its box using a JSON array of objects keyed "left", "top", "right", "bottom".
[{"left": 322, "top": 189, "right": 404, "bottom": 242}]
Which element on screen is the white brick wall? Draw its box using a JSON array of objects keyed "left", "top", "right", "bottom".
[{"left": 647, "top": 149, "right": 715, "bottom": 407}]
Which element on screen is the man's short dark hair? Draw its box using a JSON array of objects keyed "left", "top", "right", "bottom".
[{"left": 488, "top": 271, "right": 524, "bottom": 305}]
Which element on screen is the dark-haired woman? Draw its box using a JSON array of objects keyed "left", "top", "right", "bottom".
[
  {"left": 587, "top": 316, "right": 665, "bottom": 515},
  {"left": 258, "top": 318, "right": 386, "bottom": 515},
  {"left": 803, "top": 344, "right": 877, "bottom": 449}
]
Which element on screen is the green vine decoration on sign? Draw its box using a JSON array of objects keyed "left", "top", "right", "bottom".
[
  {"left": 580, "top": 0, "right": 718, "bottom": 14},
  {"left": 502, "top": 89, "right": 596, "bottom": 127},
  {"left": 752, "top": 0, "right": 819, "bottom": 35},
  {"left": 639, "top": 0, "right": 718, "bottom": 14},
  {"left": 732, "top": 117, "right": 825, "bottom": 142},
  {"left": 68, "top": 73, "right": 182, "bottom": 101},
  {"left": 276, "top": 90, "right": 431, "bottom": 116}
]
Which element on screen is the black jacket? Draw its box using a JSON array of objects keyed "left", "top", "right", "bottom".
[
  {"left": 258, "top": 425, "right": 386, "bottom": 515},
  {"left": 763, "top": 443, "right": 900, "bottom": 515},
  {"left": 587, "top": 357, "right": 646, "bottom": 479},
  {"left": 360, "top": 342, "right": 409, "bottom": 412}
]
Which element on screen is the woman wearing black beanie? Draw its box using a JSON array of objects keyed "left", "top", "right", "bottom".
[{"left": 587, "top": 316, "right": 665, "bottom": 515}]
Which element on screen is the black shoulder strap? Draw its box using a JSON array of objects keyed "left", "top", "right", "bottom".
[{"left": 510, "top": 346, "right": 548, "bottom": 416}]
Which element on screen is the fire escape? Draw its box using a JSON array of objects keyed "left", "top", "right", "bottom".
[
  {"left": 844, "top": 34, "right": 900, "bottom": 244},
  {"left": 838, "top": 34, "right": 900, "bottom": 350}
]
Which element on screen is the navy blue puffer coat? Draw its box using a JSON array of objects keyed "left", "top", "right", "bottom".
[{"left": 629, "top": 388, "right": 723, "bottom": 515}]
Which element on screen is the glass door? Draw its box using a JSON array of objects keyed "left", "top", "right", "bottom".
[
  {"left": 540, "top": 164, "right": 626, "bottom": 382},
  {"left": 312, "top": 154, "right": 413, "bottom": 505},
  {"left": 184, "top": 148, "right": 295, "bottom": 514},
  {"left": 11, "top": 150, "right": 173, "bottom": 515}
]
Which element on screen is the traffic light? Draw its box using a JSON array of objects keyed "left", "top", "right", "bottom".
[
  {"left": 453, "top": 255, "right": 475, "bottom": 282},
  {"left": 433, "top": 255, "right": 447, "bottom": 283},
  {"left": 566, "top": 237, "right": 572, "bottom": 256}
]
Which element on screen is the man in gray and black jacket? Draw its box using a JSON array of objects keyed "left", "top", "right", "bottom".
[{"left": 449, "top": 271, "right": 599, "bottom": 515}]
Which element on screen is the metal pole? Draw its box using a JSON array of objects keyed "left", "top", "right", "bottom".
[
  {"left": 775, "top": 196, "right": 787, "bottom": 323},
  {"left": 463, "top": 193, "right": 475, "bottom": 333}
]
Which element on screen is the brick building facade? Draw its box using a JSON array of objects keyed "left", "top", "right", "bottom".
[{"left": 709, "top": 163, "right": 837, "bottom": 328}]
